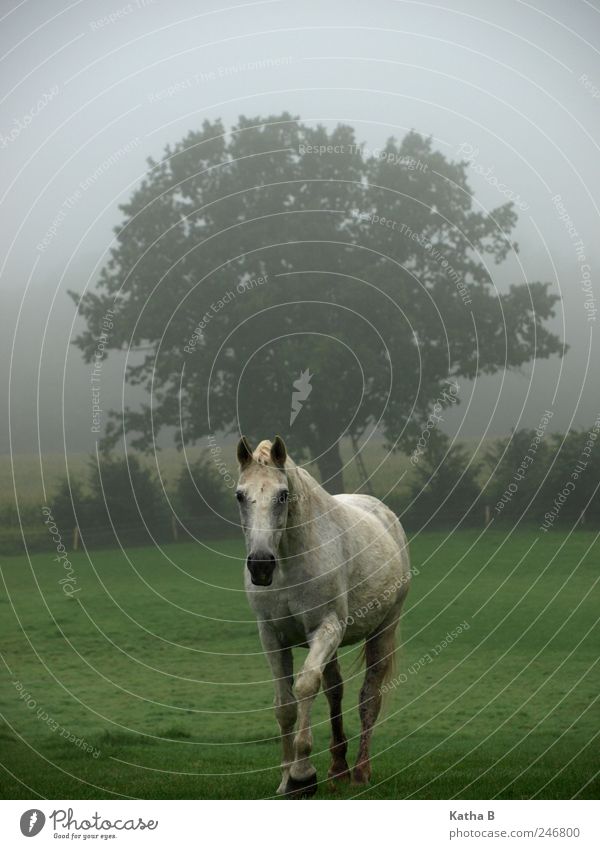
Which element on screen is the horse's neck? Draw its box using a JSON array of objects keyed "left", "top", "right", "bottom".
[{"left": 281, "top": 465, "right": 335, "bottom": 555}]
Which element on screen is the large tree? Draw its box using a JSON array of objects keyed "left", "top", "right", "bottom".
[{"left": 72, "top": 114, "right": 563, "bottom": 492}]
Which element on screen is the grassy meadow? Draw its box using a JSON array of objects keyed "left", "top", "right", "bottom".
[{"left": 0, "top": 529, "right": 598, "bottom": 800}]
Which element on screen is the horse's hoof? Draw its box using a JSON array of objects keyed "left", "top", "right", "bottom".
[
  {"left": 351, "top": 767, "right": 371, "bottom": 786},
  {"left": 328, "top": 765, "right": 351, "bottom": 786},
  {"left": 282, "top": 770, "right": 318, "bottom": 798}
]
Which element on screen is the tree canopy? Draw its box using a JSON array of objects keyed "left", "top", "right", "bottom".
[{"left": 72, "top": 114, "right": 563, "bottom": 491}]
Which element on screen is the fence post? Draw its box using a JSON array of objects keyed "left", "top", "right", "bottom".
[
  {"left": 484, "top": 505, "right": 491, "bottom": 526},
  {"left": 72, "top": 526, "right": 79, "bottom": 551}
]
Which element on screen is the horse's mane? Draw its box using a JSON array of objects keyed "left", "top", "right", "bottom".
[{"left": 253, "top": 439, "right": 276, "bottom": 466}]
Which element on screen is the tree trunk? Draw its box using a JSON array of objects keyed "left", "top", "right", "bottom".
[
  {"left": 315, "top": 440, "right": 345, "bottom": 494},
  {"left": 350, "top": 433, "right": 374, "bottom": 496}
]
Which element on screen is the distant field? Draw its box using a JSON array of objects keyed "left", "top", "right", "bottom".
[
  {"left": 0, "top": 530, "right": 597, "bottom": 800},
  {"left": 0, "top": 443, "right": 412, "bottom": 508},
  {"left": 0, "top": 438, "right": 495, "bottom": 511}
]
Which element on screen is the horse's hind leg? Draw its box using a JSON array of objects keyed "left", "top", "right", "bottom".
[
  {"left": 322, "top": 654, "right": 350, "bottom": 783},
  {"left": 353, "top": 623, "right": 397, "bottom": 785}
]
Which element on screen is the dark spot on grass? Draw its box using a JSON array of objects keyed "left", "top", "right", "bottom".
[
  {"left": 160, "top": 726, "right": 192, "bottom": 740},
  {"left": 95, "top": 730, "right": 157, "bottom": 747},
  {"left": 0, "top": 730, "right": 17, "bottom": 742}
]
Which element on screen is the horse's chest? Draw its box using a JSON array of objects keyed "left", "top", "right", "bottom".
[{"left": 247, "top": 586, "right": 312, "bottom": 645}]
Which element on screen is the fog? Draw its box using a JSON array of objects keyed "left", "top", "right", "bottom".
[{"left": 1, "top": 0, "right": 598, "bottom": 455}]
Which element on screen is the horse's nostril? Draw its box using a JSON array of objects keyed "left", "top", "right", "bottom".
[
  {"left": 247, "top": 552, "right": 276, "bottom": 585},
  {"left": 247, "top": 552, "right": 275, "bottom": 566}
]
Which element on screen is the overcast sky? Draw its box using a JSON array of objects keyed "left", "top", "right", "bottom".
[{"left": 1, "top": 0, "right": 599, "bottom": 455}]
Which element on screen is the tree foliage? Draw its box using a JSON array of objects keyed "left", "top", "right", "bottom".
[
  {"left": 401, "top": 431, "right": 482, "bottom": 527},
  {"left": 52, "top": 454, "right": 165, "bottom": 540},
  {"left": 173, "top": 454, "right": 236, "bottom": 522},
  {"left": 487, "top": 427, "right": 600, "bottom": 526},
  {"left": 71, "top": 114, "right": 563, "bottom": 491},
  {"left": 485, "top": 427, "right": 552, "bottom": 521}
]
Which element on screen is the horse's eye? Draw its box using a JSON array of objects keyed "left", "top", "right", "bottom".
[
  {"left": 236, "top": 490, "right": 245, "bottom": 503},
  {"left": 279, "top": 489, "right": 289, "bottom": 504}
]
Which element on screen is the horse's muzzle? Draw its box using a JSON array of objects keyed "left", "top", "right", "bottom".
[{"left": 247, "top": 552, "right": 276, "bottom": 586}]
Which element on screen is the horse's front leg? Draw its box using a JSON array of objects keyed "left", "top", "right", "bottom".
[
  {"left": 257, "top": 622, "right": 296, "bottom": 796},
  {"left": 285, "top": 615, "right": 342, "bottom": 797}
]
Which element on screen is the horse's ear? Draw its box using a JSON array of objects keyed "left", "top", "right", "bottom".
[
  {"left": 271, "top": 435, "right": 287, "bottom": 468},
  {"left": 237, "top": 436, "right": 253, "bottom": 469}
]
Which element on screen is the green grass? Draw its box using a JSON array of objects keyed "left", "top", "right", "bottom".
[{"left": 0, "top": 530, "right": 598, "bottom": 800}]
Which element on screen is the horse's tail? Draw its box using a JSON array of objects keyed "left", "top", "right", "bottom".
[
  {"left": 350, "top": 642, "right": 366, "bottom": 677},
  {"left": 379, "top": 635, "right": 398, "bottom": 714}
]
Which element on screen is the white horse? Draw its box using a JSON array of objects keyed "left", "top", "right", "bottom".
[{"left": 236, "top": 435, "right": 411, "bottom": 797}]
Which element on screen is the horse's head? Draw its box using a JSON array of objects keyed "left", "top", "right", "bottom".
[{"left": 235, "top": 435, "right": 290, "bottom": 586}]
